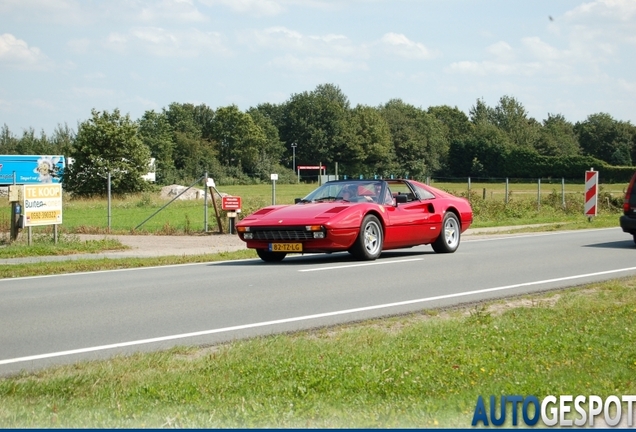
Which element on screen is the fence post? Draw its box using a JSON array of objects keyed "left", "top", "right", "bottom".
[
  {"left": 468, "top": 177, "right": 471, "bottom": 195},
  {"left": 537, "top": 178, "right": 541, "bottom": 210},
  {"left": 505, "top": 178, "right": 509, "bottom": 204},
  {"left": 561, "top": 177, "right": 566, "bottom": 209},
  {"left": 204, "top": 171, "right": 208, "bottom": 233},
  {"left": 107, "top": 172, "right": 112, "bottom": 233}
]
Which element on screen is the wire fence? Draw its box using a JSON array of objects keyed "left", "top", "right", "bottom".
[{"left": 0, "top": 173, "right": 629, "bottom": 241}]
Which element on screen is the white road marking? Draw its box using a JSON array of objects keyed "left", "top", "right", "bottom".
[
  {"left": 3, "top": 265, "right": 636, "bottom": 367},
  {"left": 465, "top": 227, "right": 618, "bottom": 242},
  {"left": 299, "top": 258, "right": 423, "bottom": 272}
]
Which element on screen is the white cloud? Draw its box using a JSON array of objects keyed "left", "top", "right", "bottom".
[
  {"left": 486, "top": 41, "right": 515, "bottom": 62},
  {"left": 447, "top": 60, "right": 521, "bottom": 77},
  {"left": 246, "top": 26, "right": 364, "bottom": 58},
  {"left": 268, "top": 53, "right": 366, "bottom": 73},
  {"left": 0, "top": 0, "right": 87, "bottom": 25},
  {"left": 0, "top": 33, "right": 50, "bottom": 70},
  {"left": 562, "top": 0, "right": 636, "bottom": 65},
  {"left": 198, "top": 0, "right": 285, "bottom": 16},
  {"left": 521, "top": 37, "right": 562, "bottom": 61},
  {"left": 138, "top": 0, "right": 208, "bottom": 23},
  {"left": 197, "top": 0, "right": 345, "bottom": 16},
  {"left": 71, "top": 86, "right": 118, "bottom": 99},
  {"left": 67, "top": 38, "right": 91, "bottom": 54},
  {"left": 379, "top": 33, "right": 437, "bottom": 60},
  {"left": 103, "top": 27, "right": 230, "bottom": 58}
]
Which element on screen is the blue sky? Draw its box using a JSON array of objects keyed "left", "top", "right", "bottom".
[{"left": 1, "top": 0, "right": 635, "bottom": 136}]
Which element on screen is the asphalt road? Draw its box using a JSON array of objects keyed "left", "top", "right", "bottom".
[{"left": 1, "top": 227, "right": 635, "bottom": 376}]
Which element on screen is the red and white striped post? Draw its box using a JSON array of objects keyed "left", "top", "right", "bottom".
[{"left": 584, "top": 168, "right": 598, "bottom": 219}]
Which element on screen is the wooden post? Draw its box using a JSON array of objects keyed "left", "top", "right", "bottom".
[{"left": 208, "top": 186, "right": 223, "bottom": 234}]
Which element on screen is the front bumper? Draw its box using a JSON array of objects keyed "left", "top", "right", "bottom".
[{"left": 242, "top": 228, "right": 359, "bottom": 253}]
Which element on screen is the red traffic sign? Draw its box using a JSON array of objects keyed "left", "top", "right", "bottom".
[{"left": 222, "top": 196, "right": 242, "bottom": 211}]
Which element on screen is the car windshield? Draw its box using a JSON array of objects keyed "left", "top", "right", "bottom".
[{"left": 300, "top": 181, "right": 385, "bottom": 203}]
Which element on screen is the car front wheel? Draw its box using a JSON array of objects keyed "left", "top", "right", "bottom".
[
  {"left": 351, "top": 214, "right": 383, "bottom": 260},
  {"left": 256, "top": 249, "right": 287, "bottom": 262},
  {"left": 432, "top": 212, "right": 461, "bottom": 253}
]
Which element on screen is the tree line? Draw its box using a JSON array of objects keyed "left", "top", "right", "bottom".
[{"left": 1, "top": 83, "right": 635, "bottom": 195}]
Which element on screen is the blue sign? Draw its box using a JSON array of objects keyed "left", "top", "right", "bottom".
[{"left": 0, "top": 155, "right": 65, "bottom": 185}]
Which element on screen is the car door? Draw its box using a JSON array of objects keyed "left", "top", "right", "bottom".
[{"left": 382, "top": 181, "right": 438, "bottom": 248}]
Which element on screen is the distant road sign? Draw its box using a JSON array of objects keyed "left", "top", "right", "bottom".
[
  {"left": 297, "top": 165, "right": 326, "bottom": 170},
  {"left": 222, "top": 196, "right": 242, "bottom": 211}
]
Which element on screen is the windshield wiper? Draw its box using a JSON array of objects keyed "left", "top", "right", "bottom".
[{"left": 314, "top": 196, "right": 341, "bottom": 202}]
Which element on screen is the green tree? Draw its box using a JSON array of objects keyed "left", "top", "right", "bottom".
[
  {"left": 50, "top": 123, "right": 75, "bottom": 156},
  {"left": 64, "top": 109, "right": 151, "bottom": 196},
  {"left": 428, "top": 105, "right": 473, "bottom": 144},
  {"left": 575, "top": 113, "right": 634, "bottom": 166},
  {"left": 469, "top": 98, "right": 494, "bottom": 125},
  {"left": 448, "top": 121, "right": 511, "bottom": 177},
  {"left": 211, "top": 105, "right": 269, "bottom": 177},
  {"left": 379, "top": 99, "right": 447, "bottom": 179},
  {"left": 246, "top": 108, "right": 287, "bottom": 178},
  {"left": 0, "top": 124, "right": 19, "bottom": 154},
  {"left": 163, "top": 103, "right": 218, "bottom": 181},
  {"left": 279, "top": 84, "right": 350, "bottom": 171},
  {"left": 15, "top": 128, "right": 55, "bottom": 154},
  {"left": 138, "top": 110, "right": 176, "bottom": 184},
  {"left": 345, "top": 105, "right": 395, "bottom": 176},
  {"left": 535, "top": 113, "right": 580, "bottom": 157},
  {"left": 491, "top": 95, "right": 540, "bottom": 149}
]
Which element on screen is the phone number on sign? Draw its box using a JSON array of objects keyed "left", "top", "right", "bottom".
[{"left": 29, "top": 211, "right": 59, "bottom": 220}]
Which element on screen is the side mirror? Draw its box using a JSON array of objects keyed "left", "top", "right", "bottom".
[
  {"left": 395, "top": 194, "right": 408, "bottom": 204},
  {"left": 295, "top": 198, "right": 302, "bottom": 204}
]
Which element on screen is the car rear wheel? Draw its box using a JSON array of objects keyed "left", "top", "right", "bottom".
[
  {"left": 351, "top": 214, "right": 383, "bottom": 260},
  {"left": 256, "top": 249, "right": 286, "bottom": 262},
  {"left": 432, "top": 212, "right": 460, "bottom": 253}
]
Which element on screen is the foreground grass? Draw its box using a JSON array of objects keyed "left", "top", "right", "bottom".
[
  {"left": 0, "top": 235, "right": 126, "bottom": 259},
  {"left": 1, "top": 279, "right": 635, "bottom": 428}
]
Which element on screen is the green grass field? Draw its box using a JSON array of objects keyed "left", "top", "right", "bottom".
[{"left": 0, "top": 180, "right": 627, "bottom": 238}]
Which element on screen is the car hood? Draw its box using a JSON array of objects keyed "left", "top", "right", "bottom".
[{"left": 238, "top": 202, "right": 354, "bottom": 225}]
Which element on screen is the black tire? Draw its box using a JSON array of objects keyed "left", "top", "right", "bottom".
[
  {"left": 432, "top": 212, "right": 461, "bottom": 253},
  {"left": 256, "top": 249, "right": 286, "bottom": 262},
  {"left": 633, "top": 234, "right": 636, "bottom": 246},
  {"left": 350, "top": 214, "right": 383, "bottom": 260}
]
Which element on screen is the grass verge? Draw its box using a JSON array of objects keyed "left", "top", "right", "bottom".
[
  {"left": 1, "top": 279, "right": 635, "bottom": 428},
  {"left": 0, "top": 235, "right": 127, "bottom": 259},
  {"left": 0, "top": 249, "right": 257, "bottom": 278}
]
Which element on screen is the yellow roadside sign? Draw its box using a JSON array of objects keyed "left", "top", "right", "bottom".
[{"left": 23, "top": 184, "right": 63, "bottom": 226}]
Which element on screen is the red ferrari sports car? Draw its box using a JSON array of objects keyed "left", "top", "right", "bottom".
[{"left": 236, "top": 179, "right": 473, "bottom": 262}]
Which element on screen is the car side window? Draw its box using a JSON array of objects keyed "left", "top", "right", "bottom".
[
  {"left": 412, "top": 184, "right": 435, "bottom": 200},
  {"left": 387, "top": 182, "right": 417, "bottom": 202}
]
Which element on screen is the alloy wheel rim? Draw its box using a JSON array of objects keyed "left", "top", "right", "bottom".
[
  {"left": 364, "top": 221, "right": 381, "bottom": 254},
  {"left": 445, "top": 217, "right": 459, "bottom": 248}
]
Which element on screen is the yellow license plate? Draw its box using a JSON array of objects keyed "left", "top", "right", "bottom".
[{"left": 270, "top": 243, "right": 302, "bottom": 252}]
